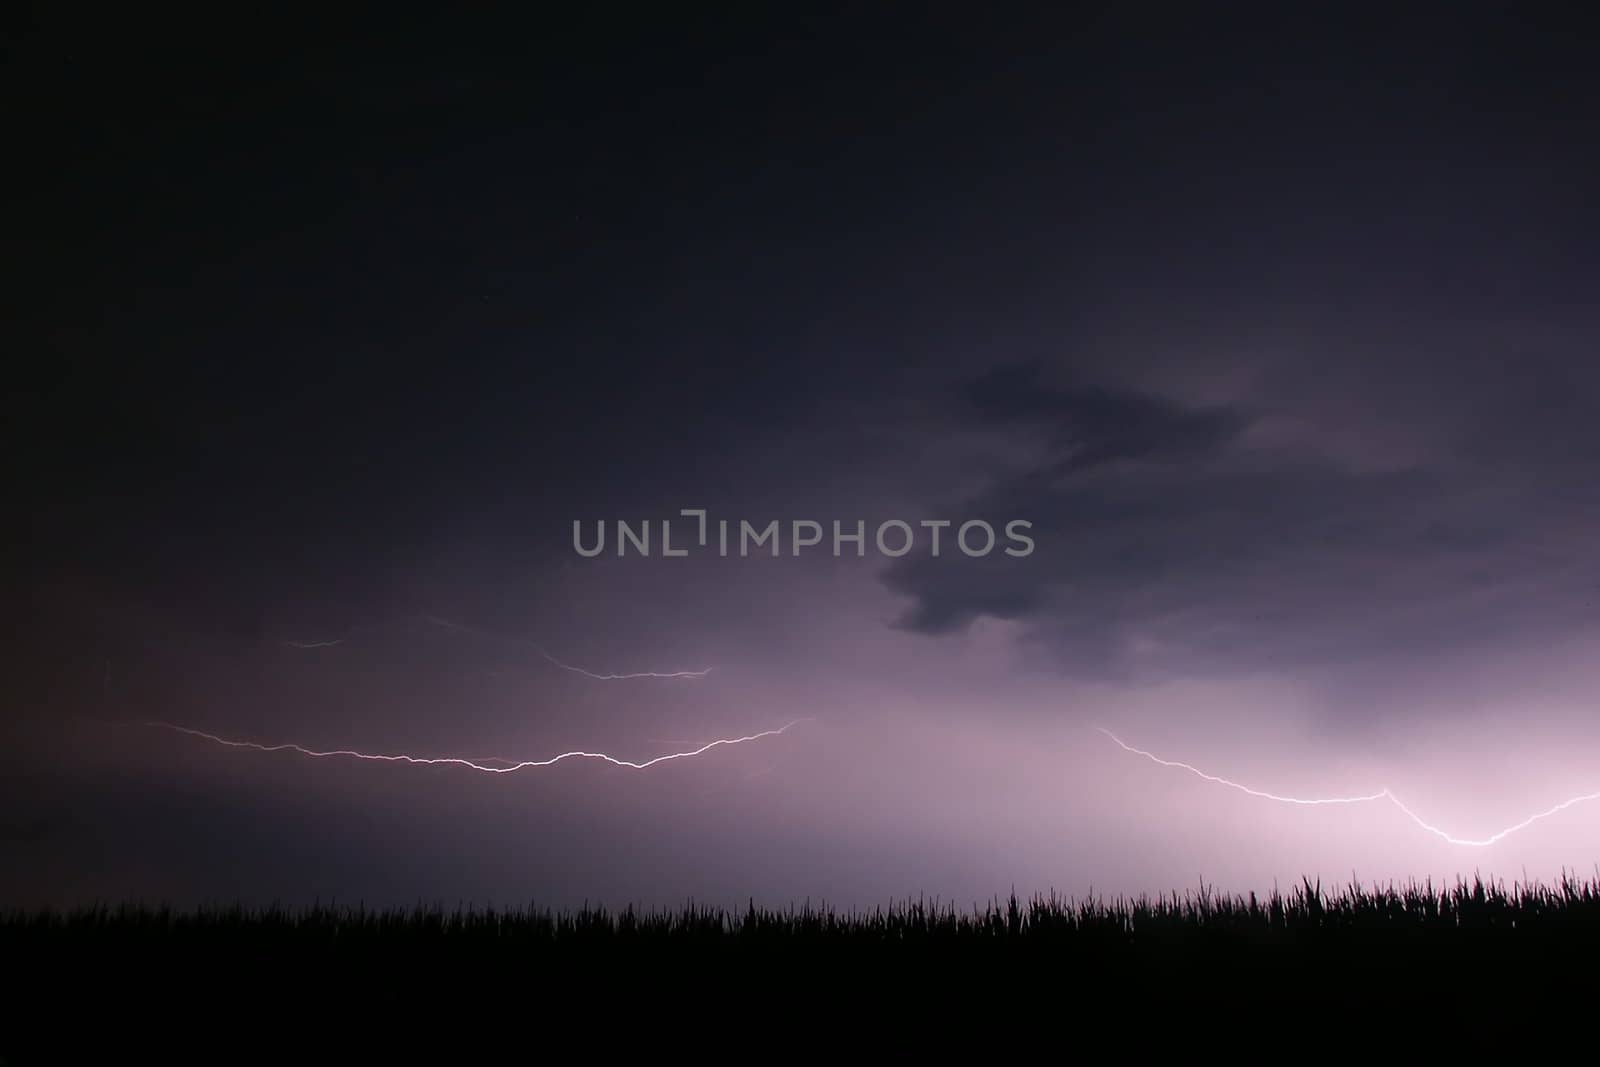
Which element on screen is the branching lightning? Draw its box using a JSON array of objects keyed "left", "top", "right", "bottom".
[
  {"left": 1100, "top": 727, "right": 1600, "bottom": 848},
  {"left": 280, "top": 614, "right": 711, "bottom": 679},
  {"left": 147, "top": 719, "right": 804, "bottom": 774}
]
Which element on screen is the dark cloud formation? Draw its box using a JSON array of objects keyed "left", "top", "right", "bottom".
[
  {"left": 964, "top": 364, "right": 1249, "bottom": 476},
  {"left": 885, "top": 364, "right": 1600, "bottom": 682}
]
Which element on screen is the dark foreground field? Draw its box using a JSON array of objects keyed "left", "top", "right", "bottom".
[{"left": 7, "top": 875, "right": 1600, "bottom": 1027}]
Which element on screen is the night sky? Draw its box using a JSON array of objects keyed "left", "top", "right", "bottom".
[{"left": 7, "top": 7, "right": 1600, "bottom": 909}]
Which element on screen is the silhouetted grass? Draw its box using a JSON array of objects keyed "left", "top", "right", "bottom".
[{"left": 8, "top": 873, "right": 1599, "bottom": 1015}]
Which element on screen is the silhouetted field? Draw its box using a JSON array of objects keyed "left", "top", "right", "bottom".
[{"left": 7, "top": 874, "right": 1600, "bottom": 1022}]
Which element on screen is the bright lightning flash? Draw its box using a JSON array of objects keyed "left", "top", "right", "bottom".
[
  {"left": 1100, "top": 727, "right": 1600, "bottom": 848},
  {"left": 149, "top": 719, "right": 804, "bottom": 774}
]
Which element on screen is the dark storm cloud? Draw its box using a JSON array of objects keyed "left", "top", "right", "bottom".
[
  {"left": 964, "top": 363, "right": 1249, "bottom": 475},
  {"left": 884, "top": 367, "right": 1600, "bottom": 680}
]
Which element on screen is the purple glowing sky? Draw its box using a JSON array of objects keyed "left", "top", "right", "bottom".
[{"left": 8, "top": 8, "right": 1600, "bottom": 909}]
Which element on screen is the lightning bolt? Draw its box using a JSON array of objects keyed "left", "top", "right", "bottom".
[
  {"left": 1381, "top": 789, "right": 1600, "bottom": 848},
  {"left": 147, "top": 718, "right": 804, "bottom": 773},
  {"left": 1097, "top": 729, "right": 1389, "bottom": 805},
  {"left": 1100, "top": 727, "right": 1600, "bottom": 848},
  {"left": 281, "top": 614, "right": 711, "bottom": 679}
]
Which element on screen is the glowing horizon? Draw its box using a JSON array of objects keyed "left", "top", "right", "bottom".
[{"left": 1100, "top": 727, "right": 1600, "bottom": 849}]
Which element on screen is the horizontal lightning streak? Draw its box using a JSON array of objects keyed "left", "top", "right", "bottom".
[
  {"left": 147, "top": 719, "right": 804, "bottom": 774},
  {"left": 1382, "top": 789, "right": 1600, "bottom": 848},
  {"left": 1100, "top": 727, "right": 1600, "bottom": 848},
  {"left": 1096, "top": 729, "right": 1388, "bottom": 805}
]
